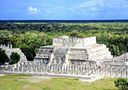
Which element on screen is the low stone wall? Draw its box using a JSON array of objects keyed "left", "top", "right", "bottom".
[
  {"left": 3, "top": 59, "right": 128, "bottom": 79},
  {"left": 1, "top": 53, "right": 128, "bottom": 80}
]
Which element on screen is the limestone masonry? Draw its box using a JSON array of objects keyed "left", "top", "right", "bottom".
[
  {"left": 2, "top": 36, "right": 128, "bottom": 81},
  {"left": 34, "top": 36, "right": 113, "bottom": 65},
  {"left": 0, "top": 44, "right": 27, "bottom": 63}
]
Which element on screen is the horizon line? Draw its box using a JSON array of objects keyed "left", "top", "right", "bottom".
[{"left": 1, "top": 19, "right": 128, "bottom": 23}]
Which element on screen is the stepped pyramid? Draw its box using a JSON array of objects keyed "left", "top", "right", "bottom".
[{"left": 34, "top": 36, "right": 113, "bottom": 65}]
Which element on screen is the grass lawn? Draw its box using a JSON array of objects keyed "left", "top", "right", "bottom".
[{"left": 0, "top": 74, "right": 118, "bottom": 90}]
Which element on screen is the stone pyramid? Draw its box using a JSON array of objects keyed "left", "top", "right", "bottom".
[{"left": 34, "top": 36, "right": 113, "bottom": 65}]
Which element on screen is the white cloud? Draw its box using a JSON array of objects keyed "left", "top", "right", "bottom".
[
  {"left": 70, "top": 0, "right": 105, "bottom": 13},
  {"left": 28, "top": 6, "right": 40, "bottom": 14}
]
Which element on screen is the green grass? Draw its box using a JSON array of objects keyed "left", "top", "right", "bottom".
[{"left": 0, "top": 74, "right": 118, "bottom": 90}]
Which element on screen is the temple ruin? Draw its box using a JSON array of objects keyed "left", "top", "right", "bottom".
[
  {"left": 1, "top": 36, "right": 128, "bottom": 81},
  {"left": 0, "top": 44, "right": 27, "bottom": 63},
  {"left": 34, "top": 36, "right": 113, "bottom": 65}
]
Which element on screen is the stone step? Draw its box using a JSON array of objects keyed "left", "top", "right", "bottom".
[
  {"left": 89, "top": 52, "right": 112, "bottom": 60},
  {"left": 68, "top": 47, "right": 112, "bottom": 60},
  {"left": 69, "top": 44, "right": 107, "bottom": 55},
  {"left": 86, "top": 44, "right": 107, "bottom": 54},
  {"left": 88, "top": 48, "right": 109, "bottom": 57}
]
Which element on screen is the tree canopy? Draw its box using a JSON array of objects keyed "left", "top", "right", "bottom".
[
  {"left": 0, "top": 22, "right": 128, "bottom": 61},
  {"left": 10, "top": 52, "right": 20, "bottom": 64},
  {"left": 0, "top": 48, "right": 10, "bottom": 64}
]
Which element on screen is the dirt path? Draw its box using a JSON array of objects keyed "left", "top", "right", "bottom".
[
  {"left": 0, "top": 74, "right": 5, "bottom": 76},
  {"left": 27, "top": 76, "right": 52, "bottom": 83}
]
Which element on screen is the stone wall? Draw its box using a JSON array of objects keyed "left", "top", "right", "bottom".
[
  {"left": 52, "top": 36, "right": 96, "bottom": 47},
  {"left": 83, "top": 36, "right": 96, "bottom": 47},
  {"left": 4, "top": 53, "right": 128, "bottom": 79}
]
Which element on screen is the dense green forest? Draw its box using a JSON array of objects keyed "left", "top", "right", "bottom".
[
  {"left": 0, "top": 22, "right": 128, "bottom": 61},
  {"left": 1, "top": 22, "right": 128, "bottom": 32}
]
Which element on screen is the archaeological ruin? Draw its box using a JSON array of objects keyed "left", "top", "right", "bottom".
[
  {"left": 0, "top": 44, "right": 27, "bottom": 63},
  {"left": 1, "top": 36, "right": 128, "bottom": 81},
  {"left": 34, "top": 36, "right": 113, "bottom": 65}
]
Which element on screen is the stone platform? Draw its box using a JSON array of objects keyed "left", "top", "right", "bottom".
[
  {"left": 2, "top": 36, "right": 128, "bottom": 81},
  {"left": 34, "top": 36, "right": 113, "bottom": 65},
  {"left": 2, "top": 71, "right": 103, "bottom": 82}
]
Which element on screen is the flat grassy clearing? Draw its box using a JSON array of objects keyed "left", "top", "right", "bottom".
[{"left": 0, "top": 74, "right": 118, "bottom": 90}]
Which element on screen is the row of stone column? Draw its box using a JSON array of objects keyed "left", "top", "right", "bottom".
[
  {"left": 6, "top": 62, "right": 102, "bottom": 76},
  {"left": 6, "top": 60, "right": 128, "bottom": 78},
  {"left": 0, "top": 44, "right": 12, "bottom": 49}
]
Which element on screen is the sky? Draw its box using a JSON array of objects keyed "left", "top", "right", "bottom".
[{"left": 0, "top": 0, "right": 128, "bottom": 20}]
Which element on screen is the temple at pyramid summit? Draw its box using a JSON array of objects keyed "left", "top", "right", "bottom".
[{"left": 34, "top": 36, "right": 113, "bottom": 65}]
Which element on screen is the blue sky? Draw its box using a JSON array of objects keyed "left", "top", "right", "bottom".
[{"left": 0, "top": 0, "right": 128, "bottom": 20}]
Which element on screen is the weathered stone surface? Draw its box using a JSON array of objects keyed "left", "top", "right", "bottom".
[
  {"left": 53, "top": 36, "right": 96, "bottom": 47},
  {"left": 34, "top": 36, "right": 113, "bottom": 65},
  {"left": 2, "top": 36, "right": 128, "bottom": 81}
]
